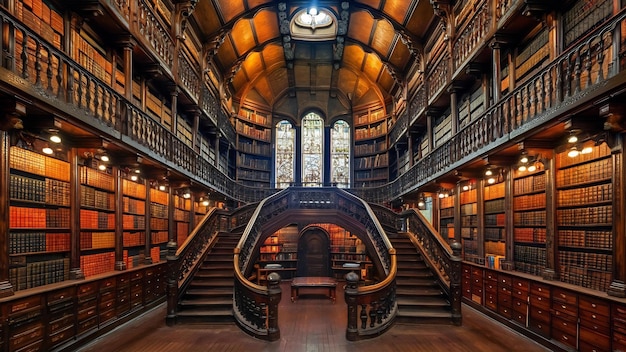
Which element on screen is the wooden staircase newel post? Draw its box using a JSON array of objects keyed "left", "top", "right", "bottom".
[
  {"left": 166, "top": 240, "right": 179, "bottom": 326},
  {"left": 450, "top": 240, "right": 463, "bottom": 326},
  {"left": 266, "top": 272, "right": 282, "bottom": 341},
  {"left": 345, "top": 271, "right": 360, "bottom": 341}
]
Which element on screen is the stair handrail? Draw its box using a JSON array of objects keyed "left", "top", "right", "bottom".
[
  {"left": 401, "top": 208, "right": 462, "bottom": 325},
  {"left": 166, "top": 207, "right": 229, "bottom": 325}
]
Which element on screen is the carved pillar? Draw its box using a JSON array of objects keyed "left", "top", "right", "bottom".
[
  {"left": 266, "top": 272, "right": 282, "bottom": 341},
  {"left": 215, "top": 132, "right": 221, "bottom": 168},
  {"left": 0, "top": 129, "right": 13, "bottom": 297},
  {"left": 168, "top": 184, "right": 176, "bottom": 244},
  {"left": 189, "top": 193, "right": 196, "bottom": 231},
  {"left": 490, "top": 34, "right": 510, "bottom": 104},
  {"left": 476, "top": 179, "right": 485, "bottom": 265},
  {"left": 542, "top": 156, "right": 558, "bottom": 280},
  {"left": 114, "top": 166, "right": 126, "bottom": 271},
  {"left": 450, "top": 241, "right": 462, "bottom": 325},
  {"left": 170, "top": 87, "right": 180, "bottom": 134},
  {"left": 609, "top": 134, "right": 626, "bottom": 297},
  {"left": 425, "top": 109, "right": 436, "bottom": 153},
  {"left": 501, "top": 167, "right": 515, "bottom": 271},
  {"left": 117, "top": 37, "right": 136, "bottom": 101},
  {"left": 344, "top": 271, "right": 359, "bottom": 341},
  {"left": 448, "top": 84, "right": 462, "bottom": 136},
  {"left": 190, "top": 108, "right": 201, "bottom": 153},
  {"left": 407, "top": 131, "right": 414, "bottom": 167},
  {"left": 69, "top": 148, "right": 84, "bottom": 279}
]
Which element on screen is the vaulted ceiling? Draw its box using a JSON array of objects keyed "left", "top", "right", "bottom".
[{"left": 189, "top": 0, "right": 436, "bottom": 119}]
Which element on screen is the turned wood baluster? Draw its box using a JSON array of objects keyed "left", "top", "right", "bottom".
[
  {"left": 93, "top": 82, "right": 100, "bottom": 121},
  {"left": 46, "top": 51, "right": 53, "bottom": 93},
  {"left": 573, "top": 50, "right": 582, "bottom": 94},
  {"left": 596, "top": 35, "right": 605, "bottom": 83},
  {"left": 85, "top": 77, "right": 92, "bottom": 114},
  {"left": 584, "top": 42, "right": 593, "bottom": 89},
  {"left": 20, "top": 33, "right": 28, "bottom": 78},
  {"left": 34, "top": 41, "right": 42, "bottom": 86},
  {"left": 76, "top": 71, "right": 83, "bottom": 109},
  {"left": 56, "top": 57, "right": 64, "bottom": 100}
]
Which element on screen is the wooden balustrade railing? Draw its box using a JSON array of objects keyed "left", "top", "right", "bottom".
[
  {"left": 402, "top": 209, "right": 462, "bottom": 325},
  {"left": 166, "top": 208, "right": 229, "bottom": 325},
  {"left": 233, "top": 187, "right": 395, "bottom": 340},
  {"left": 452, "top": 0, "right": 490, "bottom": 72},
  {"left": 178, "top": 50, "right": 201, "bottom": 102},
  {"left": 136, "top": 0, "right": 175, "bottom": 69}
]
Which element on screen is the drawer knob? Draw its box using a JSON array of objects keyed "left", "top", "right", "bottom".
[
  {"left": 562, "top": 305, "right": 566, "bottom": 309},
  {"left": 562, "top": 335, "right": 568, "bottom": 341},
  {"left": 591, "top": 303, "right": 597, "bottom": 308},
  {"left": 592, "top": 314, "right": 597, "bottom": 319}
]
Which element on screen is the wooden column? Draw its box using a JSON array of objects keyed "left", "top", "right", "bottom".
[
  {"left": 476, "top": 179, "right": 485, "bottom": 265},
  {"left": 190, "top": 108, "right": 201, "bottom": 153},
  {"left": 502, "top": 167, "right": 515, "bottom": 271},
  {"left": 69, "top": 147, "right": 84, "bottom": 279},
  {"left": 168, "top": 185, "right": 176, "bottom": 245},
  {"left": 170, "top": 87, "right": 180, "bottom": 134},
  {"left": 542, "top": 156, "right": 558, "bottom": 280},
  {"left": 609, "top": 134, "right": 626, "bottom": 297},
  {"left": 489, "top": 38, "right": 503, "bottom": 104},
  {"left": 114, "top": 166, "right": 126, "bottom": 271},
  {"left": 118, "top": 37, "right": 135, "bottom": 101},
  {"left": 189, "top": 193, "right": 196, "bottom": 231},
  {"left": 0, "top": 129, "right": 14, "bottom": 297},
  {"left": 144, "top": 182, "right": 153, "bottom": 264},
  {"left": 448, "top": 84, "right": 462, "bottom": 136}
]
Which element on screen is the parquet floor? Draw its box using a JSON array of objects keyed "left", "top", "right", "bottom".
[{"left": 77, "top": 283, "right": 550, "bottom": 352}]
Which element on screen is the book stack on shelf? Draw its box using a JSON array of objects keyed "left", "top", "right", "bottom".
[
  {"left": 122, "top": 178, "right": 147, "bottom": 268},
  {"left": 235, "top": 106, "right": 272, "bottom": 188},
  {"left": 80, "top": 164, "right": 116, "bottom": 276},
  {"left": 354, "top": 106, "right": 389, "bottom": 187},
  {"left": 484, "top": 179, "right": 506, "bottom": 269},
  {"left": 150, "top": 187, "right": 169, "bottom": 261},
  {"left": 256, "top": 225, "right": 299, "bottom": 283},
  {"left": 555, "top": 142, "right": 613, "bottom": 291},
  {"left": 8, "top": 146, "right": 71, "bottom": 290},
  {"left": 460, "top": 183, "right": 479, "bottom": 263},
  {"left": 439, "top": 194, "right": 455, "bottom": 239},
  {"left": 174, "top": 194, "right": 191, "bottom": 245}
]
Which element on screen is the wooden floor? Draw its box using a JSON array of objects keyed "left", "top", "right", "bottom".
[{"left": 77, "top": 282, "right": 549, "bottom": 352}]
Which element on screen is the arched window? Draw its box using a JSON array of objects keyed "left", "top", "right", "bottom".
[
  {"left": 302, "top": 112, "right": 324, "bottom": 187},
  {"left": 331, "top": 120, "right": 350, "bottom": 188},
  {"left": 275, "top": 120, "right": 295, "bottom": 188}
]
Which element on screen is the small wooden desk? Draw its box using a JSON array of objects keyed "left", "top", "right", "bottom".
[{"left": 290, "top": 277, "right": 337, "bottom": 302}]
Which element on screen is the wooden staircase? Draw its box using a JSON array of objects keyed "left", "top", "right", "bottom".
[
  {"left": 176, "top": 232, "right": 240, "bottom": 323},
  {"left": 390, "top": 232, "right": 453, "bottom": 324}
]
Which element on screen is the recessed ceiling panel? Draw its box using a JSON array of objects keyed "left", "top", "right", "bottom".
[
  {"left": 371, "top": 20, "right": 395, "bottom": 56},
  {"left": 215, "top": 39, "right": 238, "bottom": 72},
  {"left": 262, "top": 44, "right": 286, "bottom": 69},
  {"left": 294, "top": 64, "right": 311, "bottom": 88},
  {"left": 255, "top": 76, "right": 274, "bottom": 104},
  {"left": 383, "top": 0, "right": 413, "bottom": 25},
  {"left": 363, "top": 54, "right": 384, "bottom": 84},
  {"left": 389, "top": 40, "right": 411, "bottom": 70},
  {"left": 241, "top": 52, "right": 264, "bottom": 79},
  {"left": 342, "top": 44, "right": 367, "bottom": 71},
  {"left": 266, "top": 68, "right": 289, "bottom": 97},
  {"left": 348, "top": 11, "right": 375, "bottom": 45},
  {"left": 253, "top": 10, "right": 280, "bottom": 44},
  {"left": 231, "top": 20, "right": 257, "bottom": 55},
  {"left": 215, "top": 0, "right": 246, "bottom": 23}
]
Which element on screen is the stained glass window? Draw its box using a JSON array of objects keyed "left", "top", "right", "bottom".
[
  {"left": 275, "top": 120, "right": 295, "bottom": 188},
  {"left": 331, "top": 120, "right": 350, "bottom": 188},
  {"left": 302, "top": 112, "right": 324, "bottom": 187}
]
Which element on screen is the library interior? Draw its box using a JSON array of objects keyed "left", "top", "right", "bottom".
[{"left": 0, "top": 0, "right": 626, "bottom": 351}]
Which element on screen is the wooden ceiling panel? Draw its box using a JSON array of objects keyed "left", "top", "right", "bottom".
[
  {"left": 362, "top": 53, "right": 384, "bottom": 84},
  {"left": 378, "top": 70, "right": 395, "bottom": 92},
  {"left": 294, "top": 64, "right": 311, "bottom": 88},
  {"left": 371, "top": 20, "right": 395, "bottom": 57},
  {"left": 241, "top": 52, "right": 264, "bottom": 79},
  {"left": 382, "top": 0, "right": 414, "bottom": 25},
  {"left": 342, "top": 45, "right": 366, "bottom": 71},
  {"left": 354, "top": 77, "right": 372, "bottom": 102},
  {"left": 261, "top": 44, "right": 286, "bottom": 69},
  {"left": 354, "top": 0, "right": 382, "bottom": 10},
  {"left": 266, "top": 68, "right": 289, "bottom": 97},
  {"left": 389, "top": 40, "right": 411, "bottom": 70},
  {"left": 214, "top": 0, "right": 246, "bottom": 23},
  {"left": 404, "top": 1, "right": 434, "bottom": 36},
  {"left": 231, "top": 20, "right": 257, "bottom": 56},
  {"left": 337, "top": 69, "right": 359, "bottom": 97},
  {"left": 348, "top": 12, "right": 375, "bottom": 45},
  {"left": 254, "top": 76, "right": 274, "bottom": 104},
  {"left": 316, "top": 65, "right": 333, "bottom": 89},
  {"left": 231, "top": 70, "right": 248, "bottom": 94},
  {"left": 253, "top": 10, "right": 280, "bottom": 44},
  {"left": 193, "top": 1, "right": 222, "bottom": 35},
  {"left": 215, "top": 39, "right": 238, "bottom": 72}
]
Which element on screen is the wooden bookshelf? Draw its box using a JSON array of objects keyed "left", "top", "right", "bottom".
[
  {"left": 555, "top": 142, "right": 613, "bottom": 291},
  {"left": 256, "top": 225, "right": 298, "bottom": 283},
  {"left": 512, "top": 167, "right": 547, "bottom": 276},
  {"left": 8, "top": 146, "right": 71, "bottom": 290},
  {"left": 439, "top": 193, "right": 455, "bottom": 240},
  {"left": 354, "top": 106, "right": 389, "bottom": 187},
  {"left": 122, "top": 177, "right": 147, "bottom": 269},
  {"left": 173, "top": 194, "right": 191, "bottom": 246},
  {"left": 315, "top": 223, "right": 371, "bottom": 280},
  {"left": 79, "top": 163, "right": 116, "bottom": 277},
  {"left": 149, "top": 187, "right": 169, "bottom": 263},
  {"left": 460, "top": 182, "right": 479, "bottom": 263},
  {"left": 483, "top": 178, "right": 506, "bottom": 269},
  {"left": 235, "top": 105, "right": 272, "bottom": 188}
]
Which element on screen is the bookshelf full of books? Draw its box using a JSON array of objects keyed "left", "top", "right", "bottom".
[
  {"left": 555, "top": 142, "right": 613, "bottom": 291},
  {"left": 483, "top": 178, "right": 506, "bottom": 269},
  {"left": 173, "top": 194, "right": 191, "bottom": 246},
  {"left": 149, "top": 187, "right": 169, "bottom": 263},
  {"left": 460, "top": 182, "right": 479, "bottom": 263},
  {"left": 512, "top": 166, "right": 547, "bottom": 276},
  {"left": 439, "top": 193, "right": 455, "bottom": 240},
  {"left": 122, "top": 177, "right": 147, "bottom": 269},
  {"left": 354, "top": 106, "right": 389, "bottom": 187},
  {"left": 256, "top": 225, "right": 299, "bottom": 283},
  {"left": 325, "top": 224, "right": 371, "bottom": 280},
  {"left": 8, "top": 146, "right": 71, "bottom": 290},
  {"left": 235, "top": 106, "right": 272, "bottom": 188},
  {"left": 79, "top": 163, "right": 116, "bottom": 277}
]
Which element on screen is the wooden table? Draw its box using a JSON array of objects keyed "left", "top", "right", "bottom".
[{"left": 290, "top": 277, "right": 337, "bottom": 302}]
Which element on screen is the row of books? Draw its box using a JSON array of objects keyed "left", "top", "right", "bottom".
[
  {"left": 237, "top": 154, "right": 270, "bottom": 170},
  {"left": 81, "top": 185, "right": 115, "bottom": 210},
  {"left": 514, "top": 173, "right": 546, "bottom": 194},
  {"left": 354, "top": 169, "right": 387, "bottom": 180},
  {"left": 484, "top": 213, "right": 505, "bottom": 227},
  {"left": 80, "top": 209, "right": 116, "bottom": 229},
  {"left": 354, "top": 140, "right": 387, "bottom": 156},
  {"left": 81, "top": 166, "right": 114, "bottom": 191},
  {"left": 238, "top": 140, "right": 271, "bottom": 156},
  {"left": 559, "top": 265, "right": 611, "bottom": 292},
  {"left": 484, "top": 198, "right": 505, "bottom": 213},
  {"left": 485, "top": 241, "right": 505, "bottom": 256},
  {"left": 514, "top": 261, "right": 544, "bottom": 276},
  {"left": 9, "top": 232, "right": 71, "bottom": 254},
  {"left": 559, "top": 251, "right": 612, "bottom": 271},
  {"left": 123, "top": 231, "right": 146, "bottom": 247},
  {"left": 513, "top": 210, "right": 546, "bottom": 226},
  {"left": 484, "top": 228, "right": 506, "bottom": 241},
  {"left": 174, "top": 208, "right": 190, "bottom": 222},
  {"left": 440, "top": 195, "right": 454, "bottom": 208},
  {"left": 80, "top": 231, "right": 115, "bottom": 250},
  {"left": 150, "top": 246, "right": 165, "bottom": 263},
  {"left": 123, "top": 197, "right": 146, "bottom": 215},
  {"left": 355, "top": 154, "right": 388, "bottom": 169},
  {"left": 238, "top": 169, "right": 271, "bottom": 181},
  {"left": 123, "top": 214, "right": 146, "bottom": 229},
  {"left": 123, "top": 179, "right": 146, "bottom": 199},
  {"left": 236, "top": 122, "right": 271, "bottom": 141},
  {"left": 10, "top": 173, "right": 46, "bottom": 203},
  {"left": 556, "top": 157, "right": 612, "bottom": 186},
  {"left": 514, "top": 244, "right": 546, "bottom": 266},
  {"left": 150, "top": 188, "right": 169, "bottom": 205},
  {"left": 151, "top": 231, "right": 169, "bottom": 244},
  {"left": 9, "top": 206, "right": 69, "bottom": 228},
  {"left": 557, "top": 183, "right": 612, "bottom": 206},
  {"left": 239, "top": 110, "right": 270, "bottom": 126},
  {"left": 460, "top": 203, "right": 477, "bottom": 215},
  {"left": 151, "top": 218, "right": 169, "bottom": 231},
  {"left": 355, "top": 123, "right": 386, "bottom": 140},
  {"left": 556, "top": 143, "right": 610, "bottom": 168},
  {"left": 485, "top": 254, "right": 505, "bottom": 269},
  {"left": 484, "top": 182, "right": 505, "bottom": 200},
  {"left": 461, "top": 215, "right": 477, "bottom": 227},
  {"left": 557, "top": 229, "right": 612, "bottom": 249},
  {"left": 461, "top": 227, "right": 478, "bottom": 238},
  {"left": 460, "top": 189, "right": 477, "bottom": 203},
  {"left": 81, "top": 251, "right": 115, "bottom": 277},
  {"left": 9, "top": 257, "right": 69, "bottom": 291},
  {"left": 513, "top": 193, "right": 545, "bottom": 210},
  {"left": 151, "top": 203, "right": 168, "bottom": 218},
  {"left": 10, "top": 146, "right": 69, "bottom": 181},
  {"left": 514, "top": 228, "right": 547, "bottom": 243},
  {"left": 173, "top": 195, "right": 192, "bottom": 210},
  {"left": 440, "top": 207, "right": 454, "bottom": 218},
  {"left": 556, "top": 204, "right": 612, "bottom": 226}
]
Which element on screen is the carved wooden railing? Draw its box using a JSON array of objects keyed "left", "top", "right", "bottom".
[
  {"left": 452, "top": 0, "right": 490, "bottom": 73},
  {"left": 0, "top": 7, "right": 271, "bottom": 203},
  {"left": 353, "top": 8, "right": 626, "bottom": 204},
  {"left": 233, "top": 187, "right": 396, "bottom": 341},
  {"left": 136, "top": 0, "right": 175, "bottom": 69},
  {"left": 166, "top": 207, "right": 230, "bottom": 325},
  {"left": 402, "top": 209, "right": 462, "bottom": 325},
  {"left": 178, "top": 50, "right": 201, "bottom": 103}
]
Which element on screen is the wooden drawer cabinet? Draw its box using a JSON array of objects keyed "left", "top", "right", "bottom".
[
  {"left": 578, "top": 326, "right": 610, "bottom": 352},
  {"left": 529, "top": 305, "right": 550, "bottom": 338},
  {"left": 551, "top": 319, "right": 577, "bottom": 349},
  {"left": 511, "top": 278, "right": 528, "bottom": 300},
  {"left": 470, "top": 267, "right": 483, "bottom": 304}
]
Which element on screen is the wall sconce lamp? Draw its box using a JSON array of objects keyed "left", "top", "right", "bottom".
[
  {"left": 181, "top": 188, "right": 192, "bottom": 199},
  {"left": 438, "top": 188, "right": 450, "bottom": 198},
  {"left": 48, "top": 129, "right": 62, "bottom": 144},
  {"left": 417, "top": 194, "right": 426, "bottom": 209}
]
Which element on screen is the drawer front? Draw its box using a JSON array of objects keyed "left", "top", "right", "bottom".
[
  {"left": 12, "top": 338, "right": 43, "bottom": 352},
  {"left": 99, "top": 308, "right": 117, "bottom": 325},
  {"left": 485, "top": 292, "right": 497, "bottom": 311},
  {"left": 9, "top": 322, "right": 44, "bottom": 351},
  {"left": 579, "top": 340, "right": 610, "bottom": 352},
  {"left": 498, "top": 292, "right": 512, "bottom": 308},
  {"left": 485, "top": 271, "right": 497, "bottom": 282},
  {"left": 551, "top": 315, "right": 576, "bottom": 336},
  {"left": 530, "top": 282, "right": 550, "bottom": 298},
  {"left": 485, "top": 281, "right": 497, "bottom": 294},
  {"left": 498, "top": 274, "right": 511, "bottom": 287},
  {"left": 99, "top": 297, "right": 116, "bottom": 312},
  {"left": 579, "top": 326, "right": 610, "bottom": 351},
  {"left": 47, "top": 287, "right": 75, "bottom": 306},
  {"left": 78, "top": 282, "right": 98, "bottom": 297},
  {"left": 77, "top": 305, "right": 97, "bottom": 323},
  {"left": 48, "top": 311, "right": 75, "bottom": 334},
  {"left": 117, "top": 274, "right": 130, "bottom": 287},
  {"left": 529, "top": 294, "right": 549, "bottom": 310},
  {"left": 77, "top": 316, "right": 98, "bottom": 335},
  {"left": 579, "top": 310, "right": 609, "bottom": 330},
  {"left": 100, "top": 277, "right": 117, "bottom": 291},
  {"left": 462, "top": 278, "right": 472, "bottom": 299},
  {"left": 512, "top": 278, "right": 528, "bottom": 293},
  {"left": 551, "top": 326, "right": 576, "bottom": 349},
  {"left": 528, "top": 318, "right": 550, "bottom": 338},
  {"left": 497, "top": 304, "right": 512, "bottom": 319},
  {"left": 579, "top": 296, "right": 609, "bottom": 317},
  {"left": 48, "top": 325, "right": 74, "bottom": 348},
  {"left": 551, "top": 300, "right": 577, "bottom": 319},
  {"left": 613, "top": 330, "right": 626, "bottom": 352},
  {"left": 529, "top": 305, "right": 550, "bottom": 324},
  {"left": 552, "top": 287, "right": 577, "bottom": 305}
]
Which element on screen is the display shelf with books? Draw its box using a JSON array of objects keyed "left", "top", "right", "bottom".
[
  {"left": 320, "top": 223, "right": 371, "bottom": 280},
  {"left": 512, "top": 166, "right": 547, "bottom": 276},
  {"left": 173, "top": 194, "right": 191, "bottom": 246},
  {"left": 8, "top": 146, "right": 71, "bottom": 290},
  {"left": 256, "top": 225, "right": 299, "bottom": 283},
  {"left": 483, "top": 178, "right": 506, "bottom": 269},
  {"left": 122, "top": 177, "right": 147, "bottom": 269},
  {"left": 439, "top": 193, "right": 455, "bottom": 240},
  {"left": 79, "top": 163, "right": 116, "bottom": 277},
  {"left": 354, "top": 106, "right": 389, "bottom": 187},
  {"left": 460, "top": 182, "right": 479, "bottom": 263},
  {"left": 555, "top": 142, "right": 613, "bottom": 291},
  {"left": 235, "top": 105, "right": 272, "bottom": 188},
  {"left": 149, "top": 187, "right": 169, "bottom": 263}
]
